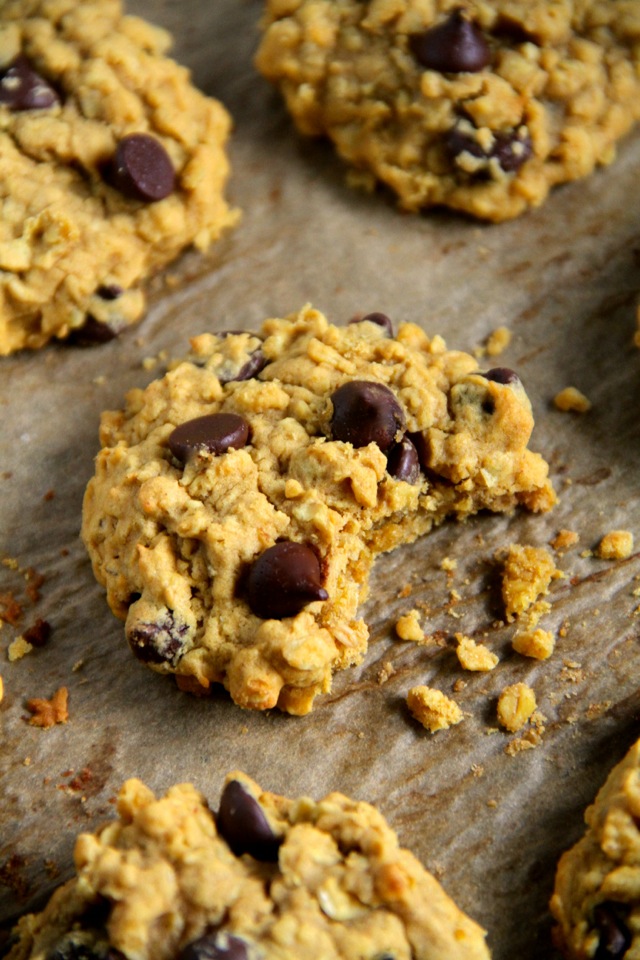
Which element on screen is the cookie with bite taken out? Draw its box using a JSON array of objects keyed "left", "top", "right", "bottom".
[{"left": 81, "top": 305, "right": 555, "bottom": 714}]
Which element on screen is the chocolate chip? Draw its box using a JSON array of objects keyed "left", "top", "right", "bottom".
[
  {"left": 48, "top": 942, "right": 111, "bottom": 960},
  {"left": 481, "top": 367, "right": 520, "bottom": 384},
  {"left": 221, "top": 349, "right": 267, "bottom": 385},
  {"left": 22, "top": 618, "right": 51, "bottom": 648},
  {"left": 107, "top": 134, "right": 176, "bottom": 202},
  {"left": 331, "top": 380, "right": 405, "bottom": 452},
  {"left": 67, "top": 316, "right": 120, "bottom": 346},
  {"left": 349, "top": 312, "right": 394, "bottom": 336},
  {"left": 127, "top": 611, "right": 188, "bottom": 665},
  {"left": 96, "top": 284, "right": 124, "bottom": 301},
  {"left": 409, "top": 10, "right": 490, "bottom": 73},
  {"left": 168, "top": 413, "right": 250, "bottom": 463},
  {"left": 180, "top": 932, "right": 248, "bottom": 960},
  {"left": 246, "top": 542, "right": 328, "bottom": 620},
  {"left": 0, "top": 55, "right": 59, "bottom": 110},
  {"left": 445, "top": 124, "right": 532, "bottom": 174},
  {"left": 593, "top": 902, "right": 632, "bottom": 960},
  {"left": 386, "top": 436, "right": 420, "bottom": 483},
  {"left": 217, "top": 779, "right": 282, "bottom": 861}
]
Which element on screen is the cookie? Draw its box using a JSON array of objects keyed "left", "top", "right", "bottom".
[
  {"left": 6, "top": 771, "right": 491, "bottom": 960},
  {"left": 81, "top": 305, "right": 556, "bottom": 715},
  {"left": 550, "top": 736, "right": 640, "bottom": 959},
  {"left": 255, "top": 1, "right": 640, "bottom": 222},
  {"left": 0, "top": 0, "right": 238, "bottom": 355}
]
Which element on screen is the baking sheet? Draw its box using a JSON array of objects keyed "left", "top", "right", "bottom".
[{"left": 1, "top": 1, "right": 640, "bottom": 957}]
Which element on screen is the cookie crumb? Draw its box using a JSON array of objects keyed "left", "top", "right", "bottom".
[
  {"left": 407, "top": 686, "right": 463, "bottom": 733},
  {"left": 553, "top": 386, "right": 592, "bottom": 413},
  {"left": 501, "top": 544, "right": 561, "bottom": 622},
  {"left": 455, "top": 633, "right": 499, "bottom": 672},
  {"left": 396, "top": 583, "right": 413, "bottom": 599},
  {"left": 512, "top": 627, "right": 555, "bottom": 660},
  {"left": 497, "top": 682, "right": 537, "bottom": 732},
  {"left": 377, "top": 660, "right": 396, "bottom": 684},
  {"left": 550, "top": 529, "right": 579, "bottom": 552},
  {"left": 25, "top": 687, "right": 69, "bottom": 728},
  {"left": 8, "top": 636, "right": 33, "bottom": 661},
  {"left": 395, "top": 609, "right": 423, "bottom": 642},
  {"left": 595, "top": 530, "right": 634, "bottom": 560},
  {"left": 485, "top": 325, "right": 512, "bottom": 357},
  {"left": 440, "top": 556, "right": 457, "bottom": 573}
]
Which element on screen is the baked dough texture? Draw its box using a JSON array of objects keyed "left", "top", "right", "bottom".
[
  {"left": 6, "top": 771, "right": 491, "bottom": 960},
  {"left": 255, "top": 0, "right": 640, "bottom": 222},
  {"left": 81, "top": 306, "right": 555, "bottom": 715},
  {"left": 551, "top": 737, "right": 640, "bottom": 959},
  {"left": 0, "top": 0, "right": 238, "bottom": 355}
]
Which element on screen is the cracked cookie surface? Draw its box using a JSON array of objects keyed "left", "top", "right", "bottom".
[
  {"left": 0, "top": 0, "right": 238, "bottom": 355},
  {"left": 255, "top": 0, "right": 640, "bottom": 222},
  {"left": 551, "top": 737, "right": 640, "bottom": 960},
  {"left": 6, "top": 771, "right": 491, "bottom": 960},
  {"left": 82, "top": 305, "right": 555, "bottom": 714}
]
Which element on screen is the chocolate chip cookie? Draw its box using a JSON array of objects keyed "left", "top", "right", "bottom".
[
  {"left": 551, "top": 736, "right": 640, "bottom": 960},
  {"left": 81, "top": 306, "right": 555, "bottom": 714},
  {"left": 6, "top": 771, "right": 491, "bottom": 960},
  {"left": 255, "top": 1, "right": 640, "bottom": 221},
  {"left": 0, "top": 0, "right": 238, "bottom": 355}
]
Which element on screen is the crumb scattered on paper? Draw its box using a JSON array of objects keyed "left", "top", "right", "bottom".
[
  {"left": 595, "top": 530, "right": 634, "bottom": 560},
  {"left": 395, "top": 609, "right": 424, "bottom": 642},
  {"left": 407, "top": 686, "right": 463, "bottom": 733},
  {"left": 550, "top": 529, "right": 580, "bottom": 553},
  {"left": 455, "top": 634, "right": 499, "bottom": 672},
  {"left": 512, "top": 627, "right": 555, "bottom": 660},
  {"left": 497, "top": 683, "right": 537, "bottom": 732},
  {"left": 25, "top": 687, "right": 69, "bottom": 729},
  {"left": 500, "top": 544, "right": 561, "bottom": 622},
  {"left": 553, "top": 386, "right": 592, "bottom": 413}
]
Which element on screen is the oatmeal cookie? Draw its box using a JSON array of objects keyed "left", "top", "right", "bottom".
[
  {"left": 255, "top": 0, "right": 640, "bottom": 222},
  {"left": 6, "top": 771, "right": 491, "bottom": 960},
  {"left": 82, "top": 306, "right": 555, "bottom": 714},
  {"left": 0, "top": 0, "right": 238, "bottom": 355},
  {"left": 550, "top": 736, "right": 640, "bottom": 960}
]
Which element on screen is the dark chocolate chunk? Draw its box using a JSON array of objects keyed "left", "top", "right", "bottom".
[
  {"left": 168, "top": 413, "right": 250, "bottom": 463},
  {"left": 22, "top": 618, "right": 51, "bottom": 648},
  {"left": 331, "top": 380, "right": 405, "bottom": 452},
  {"left": 217, "top": 779, "right": 282, "bottom": 862},
  {"left": 445, "top": 124, "right": 532, "bottom": 174},
  {"left": 409, "top": 10, "right": 490, "bottom": 73},
  {"left": 107, "top": 134, "right": 176, "bottom": 202},
  {"left": 246, "top": 541, "right": 328, "bottom": 620},
  {"left": 593, "top": 902, "right": 632, "bottom": 960},
  {"left": 386, "top": 436, "right": 421, "bottom": 483},
  {"left": 0, "top": 55, "right": 59, "bottom": 110},
  {"left": 180, "top": 932, "right": 248, "bottom": 960},
  {"left": 481, "top": 367, "right": 520, "bottom": 384},
  {"left": 127, "top": 611, "right": 188, "bottom": 665},
  {"left": 349, "top": 312, "right": 394, "bottom": 337}
]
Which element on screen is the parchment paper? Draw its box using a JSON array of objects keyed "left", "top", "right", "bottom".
[{"left": 1, "top": 2, "right": 640, "bottom": 957}]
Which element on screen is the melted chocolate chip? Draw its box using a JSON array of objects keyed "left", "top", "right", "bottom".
[
  {"left": 386, "top": 436, "right": 421, "bottom": 483},
  {"left": 127, "top": 611, "right": 188, "bottom": 665},
  {"left": 0, "top": 55, "right": 59, "bottom": 110},
  {"left": 409, "top": 10, "right": 490, "bottom": 73},
  {"left": 593, "top": 902, "right": 632, "bottom": 960},
  {"left": 217, "top": 779, "right": 282, "bottom": 862},
  {"left": 481, "top": 367, "right": 520, "bottom": 384},
  {"left": 246, "top": 542, "right": 328, "bottom": 620},
  {"left": 180, "top": 932, "right": 248, "bottom": 960},
  {"left": 445, "top": 124, "right": 532, "bottom": 174},
  {"left": 331, "top": 380, "right": 405, "bottom": 451},
  {"left": 107, "top": 134, "right": 176, "bottom": 202},
  {"left": 349, "top": 312, "right": 394, "bottom": 336},
  {"left": 168, "top": 413, "right": 250, "bottom": 463}
]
